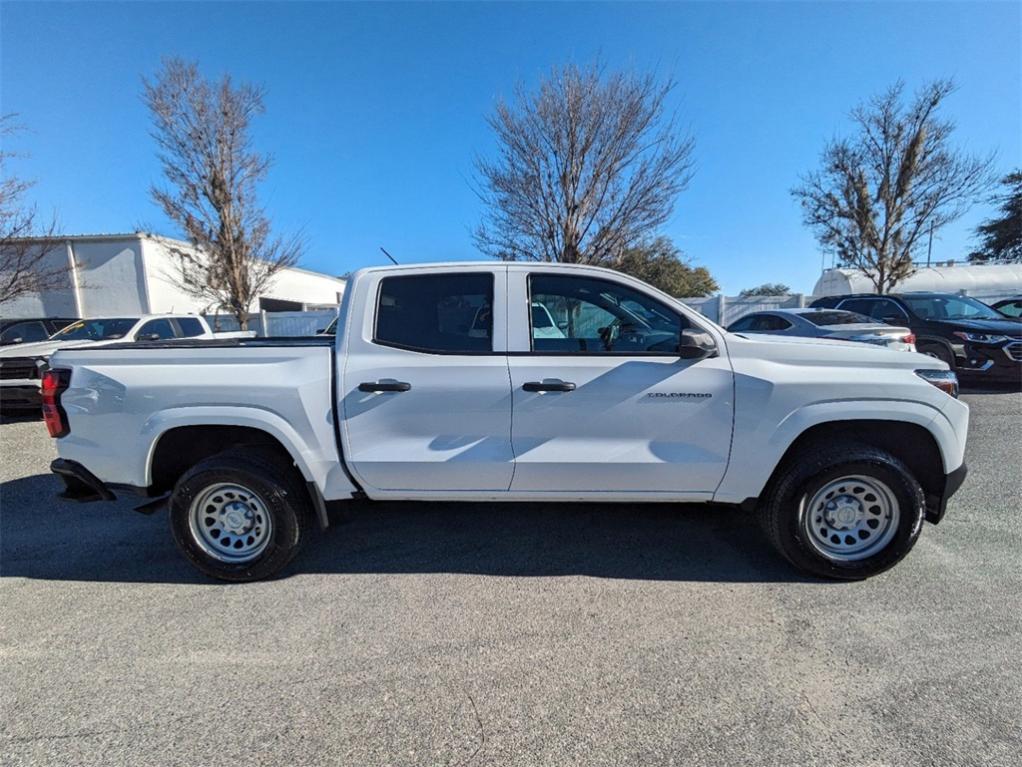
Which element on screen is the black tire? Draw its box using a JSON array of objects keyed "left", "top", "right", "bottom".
[
  {"left": 920, "top": 343, "right": 955, "bottom": 369},
  {"left": 759, "top": 443, "right": 926, "bottom": 580},
  {"left": 169, "top": 447, "right": 312, "bottom": 582}
]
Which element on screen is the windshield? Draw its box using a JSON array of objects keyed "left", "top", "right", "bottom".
[
  {"left": 803, "top": 310, "right": 873, "bottom": 327},
  {"left": 50, "top": 318, "right": 136, "bottom": 341},
  {"left": 900, "top": 295, "right": 1004, "bottom": 321}
]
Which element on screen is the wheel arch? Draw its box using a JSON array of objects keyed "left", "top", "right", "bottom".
[
  {"left": 148, "top": 424, "right": 304, "bottom": 495},
  {"left": 759, "top": 419, "right": 946, "bottom": 521}
]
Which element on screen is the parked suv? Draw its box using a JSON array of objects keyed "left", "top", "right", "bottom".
[
  {"left": 811, "top": 292, "right": 1022, "bottom": 382},
  {"left": 0, "top": 317, "right": 77, "bottom": 346}
]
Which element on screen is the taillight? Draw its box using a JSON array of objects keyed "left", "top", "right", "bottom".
[
  {"left": 41, "top": 368, "right": 71, "bottom": 438},
  {"left": 903, "top": 333, "right": 916, "bottom": 345}
]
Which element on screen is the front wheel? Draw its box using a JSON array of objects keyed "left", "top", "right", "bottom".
[
  {"left": 759, "top": 444, "right": 926, "bottom": 580},
  {"left": 169, "top": 448, "right": 312, "bottom": 582}
]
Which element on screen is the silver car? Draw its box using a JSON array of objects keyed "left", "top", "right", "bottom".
[{"left": 727, "top": 308, "right": 917, "bottom": 351}]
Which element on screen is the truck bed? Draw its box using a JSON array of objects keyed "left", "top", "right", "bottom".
[{"left": 49, "top": 338, "right": 354, "bottom": 501}]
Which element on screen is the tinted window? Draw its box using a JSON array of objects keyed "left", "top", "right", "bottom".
[
  {"left": 52, "top": 318, "right": 136, "bottom": 341},
  {"left": 837, "top": 298, "right": 876, "bottom": 316},
  {"left": 136, "top": 319, "right": 177, "bottom": 340},
  {"left": 727, "top": 316, "right": 755, "bottom": 332},
  {"left": 803, "top": 310, "right": 873, "bottom": 327},
  {"left": 996, "top": 300, "right": 1022, "bottom": 318},
  {"left": 529, "top": 274, "right": 686, "bottom": 353},
  {"left": 0, "top": 321, "right": 48, "bottom": 343},
  {"left": 375, "top": 273, "right": 493, "bottom": 353},
  {"left": 900, "top": 295, "right": 1004, "bottom": 321},
  {"left": 869, "top": 299, "right": 909, "bottom": 322},
  {"left": 176, "top": 317, "right": 205, "bottom": 337}
]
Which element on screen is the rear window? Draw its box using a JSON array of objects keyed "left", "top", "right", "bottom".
[
  {"left": 374, "top": 273, "right": 493, "bottom": 353},
  {"left": 803, "top": 310, "right": 872, "bottom": 327},
  {"left": 176, "top": 317, "right": 205, "bottom": 337}
]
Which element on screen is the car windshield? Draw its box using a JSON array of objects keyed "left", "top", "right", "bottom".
[
  {"left": 900, "top": 295, "right": 1004, "bottom": 321},
  {"left": 50, "top": 318, "right": 136, "bottom": 341},
  {"left": 803, "top": 310, "right": 873, "bottom": 327}
]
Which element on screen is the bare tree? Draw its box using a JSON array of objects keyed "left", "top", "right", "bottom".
[
  {"left": 0, "top": 115, "right": 64, "bottom": 307},
  {"left": 143, "top": 58, "right": 301, "bottom": 328},
  {"left": 793, "top": 80, "right": 993, "bottom": 294},
  {"left": 475, "top": 62, "right": 694, "bottom": 265}
]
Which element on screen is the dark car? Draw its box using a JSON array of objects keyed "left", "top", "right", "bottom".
[
  {"left": 0, "top": 317, "right": 77, "bottom": 347},
  {"left": 810, "top": 292, "right": 1021, "bottom": 382},
  {"left": 992, "top": 297, "right": 1022, "bottom": 319}
]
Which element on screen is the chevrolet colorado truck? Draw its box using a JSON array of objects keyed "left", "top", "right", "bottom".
[{"left": 45, "top": 263, "right": 969, "bottom": 582}]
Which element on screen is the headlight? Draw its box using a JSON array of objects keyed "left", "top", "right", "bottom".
[
  {"left": 953, "top": 331, "right": 1008, "bottom": 344},
  {"left": 915, "top": 368, "right": 959, "bottom": 398}
]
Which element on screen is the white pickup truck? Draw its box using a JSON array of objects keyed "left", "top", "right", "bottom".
[{"left": 45, "top": 263, "right": 969, "bottom": 582}]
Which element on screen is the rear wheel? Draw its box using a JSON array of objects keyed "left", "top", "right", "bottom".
[
  {"left": 759, "top": 443, "right": 926, "bottom": 580},
  {"left": 169, "top": 448, "right": 312, "bottom": 582}
]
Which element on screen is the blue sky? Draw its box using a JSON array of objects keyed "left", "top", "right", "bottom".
[{"left": 2, "top": 1, "right": 1019, "bottom": 294}]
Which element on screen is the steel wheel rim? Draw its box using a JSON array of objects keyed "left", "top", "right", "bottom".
[
  {"left": 802, "top": 474, "right": 900, "bottom": 562},
  {"left": 188, "top": 482, "right": 273, "bottom": 564}
]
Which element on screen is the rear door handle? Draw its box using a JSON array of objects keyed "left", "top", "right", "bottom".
[
  {"left": 358, "top": 381, "right": 412, "bottom": 393},
  {"left": 523, "top": 380, "right": 576, "bottom": 392}
]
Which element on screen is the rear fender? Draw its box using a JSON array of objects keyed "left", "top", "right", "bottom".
[{"left": 141, "top": 406, "right": 357, "bottom": 500}]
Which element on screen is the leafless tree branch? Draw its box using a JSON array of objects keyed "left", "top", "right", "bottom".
[
  {"left": 0, "top": 115, "right": 64, "bottom": 307},
  {"left": 792, "top": 80, "right": 995, "bottom": 293},
  {"left": 142, "top": 58, "right": 302, "bottom": 328},
  {"left": 474, "top": 61, "right": 694, "bottom": 266}
]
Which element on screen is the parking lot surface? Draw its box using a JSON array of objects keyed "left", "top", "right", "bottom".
[{"left": 2, "top": 387, "right": 1020, "bottom": 767}]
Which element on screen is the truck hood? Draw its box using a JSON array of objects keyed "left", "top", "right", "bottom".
[
  {"left": 0, "top": 338, "right": 104, "bottom": 359},
  {"left": 933, "top": 318, "right": 1022, "bottom": 335},
  {"left": 725, "top": 332, "right": 945, "bottom": 370}
]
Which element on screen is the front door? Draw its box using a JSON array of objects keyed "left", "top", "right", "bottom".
[
  {"left": 340, "top": 268, "right": 514, "bottom": 495},
  {"left": 507, "top": 270, "right": 734, "bottom": 497}
]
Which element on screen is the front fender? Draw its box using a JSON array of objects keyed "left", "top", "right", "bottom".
[{"left": 713, "top": 397, "right": 965, "bottom": 505}]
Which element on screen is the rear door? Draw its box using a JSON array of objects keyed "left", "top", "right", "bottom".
[
  {"left": 506, "top": 269, "right": 734, "bottom": 498},
  {"left": 340, "top": 267, "right": 514, "bottom": 495}
]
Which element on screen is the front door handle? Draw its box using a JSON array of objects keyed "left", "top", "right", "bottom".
[
  {"left": 358, "top": 381, "right": 412, "bottom": 393},
  {"left": 523, "top": 380, "right": 576, "bottom": 393}
]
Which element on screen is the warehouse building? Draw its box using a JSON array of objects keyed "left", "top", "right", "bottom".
[{"left": 2, "top": 233, "right": 346, "bottom": 319}]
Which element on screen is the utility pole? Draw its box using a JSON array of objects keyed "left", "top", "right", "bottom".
[{"left": 926, "top": 220, "right": 934, "bottom": 267}]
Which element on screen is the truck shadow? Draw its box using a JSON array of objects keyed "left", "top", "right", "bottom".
[{"left": 0, "top": 473, "right": 811, "bottom": 585}]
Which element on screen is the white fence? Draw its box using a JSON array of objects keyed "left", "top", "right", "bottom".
[
  {"left": 679, "top": 294, "right": 810, "bottom": 326},
  {"left": 204, "top": 310, "right": 337, "bottom": 337}
]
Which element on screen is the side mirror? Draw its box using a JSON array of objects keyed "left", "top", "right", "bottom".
[
  {"left": 10, "top": 337, "right": 23, "bottom": 344},
  {"left": 879, "top": 315, "right": 902, "bottom": 325},
  {"left": 138, "top": 332, "right": 161, "bottom": 342},
  {"left": 677, "top": 329, "right": 716, "bottom": 360}
]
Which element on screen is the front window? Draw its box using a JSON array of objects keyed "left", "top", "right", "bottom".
[
  {"left": 900, "top": 295, "right": 1005, "bottom": 321},
  {"left": 51, "top": 318, "right": 136, "bottom": 341},
  {"left": 1, "top": 321, "right": 48, "bottom": 343},
  {"left": 528, "top": 274, "right": 687, "bottom": 353}
]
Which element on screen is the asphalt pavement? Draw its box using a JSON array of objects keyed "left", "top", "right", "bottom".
[{"left": 1, "top": 387, "right": 1020, "bottom": 766}]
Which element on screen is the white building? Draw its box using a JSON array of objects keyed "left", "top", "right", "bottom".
[
  {"left": 813, "top": 263, "right": 1022, "bottom": 302},
  {"left": 2, "top": 233, "right": 347, "bottom": 319}
]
